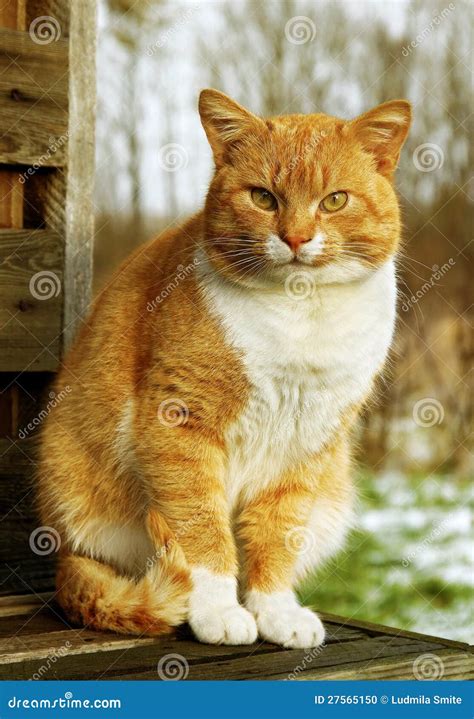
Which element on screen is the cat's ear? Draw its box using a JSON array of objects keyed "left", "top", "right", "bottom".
[
  {"left": 350, "top": 100, "right": 412, "bottom": 178},
  {"left": 199, "top": 89, "right": 264, "bottom": 167}
]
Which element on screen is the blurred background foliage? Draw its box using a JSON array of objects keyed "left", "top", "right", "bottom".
[{"left": 93, "top": 0, "right": 472, "bottom": 641}]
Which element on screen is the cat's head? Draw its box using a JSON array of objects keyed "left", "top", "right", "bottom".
[{"left": 199, "top": 89, "right": 411, "bottom": 287}]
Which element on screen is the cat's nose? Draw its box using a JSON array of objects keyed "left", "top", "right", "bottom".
[{"left": 282, "top": 235, "right": 312, "bottom": 253}]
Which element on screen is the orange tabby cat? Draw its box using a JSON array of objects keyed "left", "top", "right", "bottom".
[{"left": 38, "top": 90, "right": 411, "bottom": 647}]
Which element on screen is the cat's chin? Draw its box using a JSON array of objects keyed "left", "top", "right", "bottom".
[{"left": 267, "top": 257, "right": 379, "bottom": 287}]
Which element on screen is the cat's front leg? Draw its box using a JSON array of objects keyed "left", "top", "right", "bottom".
[
  {"left": 137, "top": 430, "right": 257, "bottom": 646},
  {"left": 237, "top": 470, "right": 325, "bottom": 649}
]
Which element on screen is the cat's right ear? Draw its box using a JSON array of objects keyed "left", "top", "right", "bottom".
[{"left": 199, "top": 89, "right": 263, "bottom": 167}]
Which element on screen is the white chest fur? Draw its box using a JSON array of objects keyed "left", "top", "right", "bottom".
[{"left": 198, "top": 259, "right": 397, "bottom": 508}]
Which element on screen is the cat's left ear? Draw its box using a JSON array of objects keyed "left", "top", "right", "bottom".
[
  {"left": 199, "top": 89, "right": 265, "bottom": 167},
  {"left": 350, "top": 100, "right": 412, "bottom": 178}
]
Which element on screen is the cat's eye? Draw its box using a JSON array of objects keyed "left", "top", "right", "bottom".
[
  {"left": 251, "top": 188, "right": 278, "bottom": 211},
  {"left": 320, "top": 191, "right": 348, "bottom": 213}
]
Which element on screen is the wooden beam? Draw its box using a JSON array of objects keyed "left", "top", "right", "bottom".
[{"left": 62, "top": 0, "right": 96, "bottom": 349}]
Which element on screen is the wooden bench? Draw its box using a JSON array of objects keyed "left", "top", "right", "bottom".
[{"left": 0, "top": 594, "right": 471, "bottom": 680}]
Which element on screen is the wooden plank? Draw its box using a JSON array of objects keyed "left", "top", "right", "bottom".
[
  {"left": 68, "top": 636, "right": 450, "bottom": 681},
  {"left": 0, "top": 29, "right": 68, "bottom": 166},
  {"left": 0, "top": 592, "right": 52, "bottom": 615},
  {"left": 62, "top": 0, "right": 95, "bottom": 349},
  {"left": 320, "top": 611, "right": 470, "bottom": 650},
  {"left": 123, "top": 637, "right": 455, "bottom": 682},
  {"left": 287, "top": 649, "right": 474, "bottom": 680},
  {"left": 0, "top": 228, "right": 62, "bottom": 370}
]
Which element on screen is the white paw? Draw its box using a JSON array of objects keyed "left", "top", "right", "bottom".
[
  {"left": 246, "top": 590, "right": 325, "bottom": 649},
  {"left": 189, "top": 604, "right": 258, "bottom": 645}
]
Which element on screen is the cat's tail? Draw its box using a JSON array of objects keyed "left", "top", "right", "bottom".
[{"left": 55, "top": 510, "right": 192, "bottom": 636}]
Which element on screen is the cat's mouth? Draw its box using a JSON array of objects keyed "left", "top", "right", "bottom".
[{"left": 281, "top": 256, "right": 327, "bottom": 268}]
